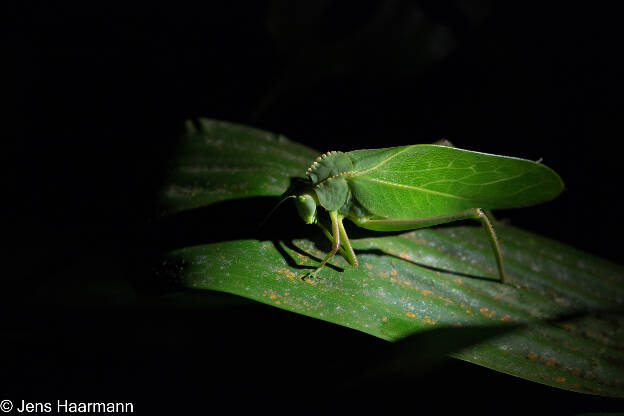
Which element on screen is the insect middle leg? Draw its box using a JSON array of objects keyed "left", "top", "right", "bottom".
[
  {"left": 316, "top": 215, "right": 358, "bottom": 267},
  {"left": 357, "top": 208, "right": 506, "bottom": 283}
]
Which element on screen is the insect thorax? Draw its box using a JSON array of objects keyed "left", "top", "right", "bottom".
[
  {"left": 305, "top": 151, "right": 353, "bottom": 184},
  {"left": 304, "top": 151, "right": 354, "bottom": 211}
]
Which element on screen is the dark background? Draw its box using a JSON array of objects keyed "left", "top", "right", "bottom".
[{"left": 6, "top": 1, "right": 624, "bottom": 414}]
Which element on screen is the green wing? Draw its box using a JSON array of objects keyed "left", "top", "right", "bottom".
[{"left": 346, "top": 145, "right": 564, "bottom": 219}]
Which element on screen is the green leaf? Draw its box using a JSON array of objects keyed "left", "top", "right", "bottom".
[{"left": 157, "top": 118, "right": 624, "bottom": 397}]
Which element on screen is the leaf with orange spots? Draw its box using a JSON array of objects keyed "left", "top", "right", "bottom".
[{"left": 158, "top": 119, "right": 624, "bottom": 398}]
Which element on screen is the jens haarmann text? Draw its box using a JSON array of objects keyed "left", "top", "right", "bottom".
[{"left": 5, "top": 399, "right": 134, "bottom": 413}]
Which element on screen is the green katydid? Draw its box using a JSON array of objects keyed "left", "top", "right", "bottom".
[{"left": 272, "top": 142, "right": 564, "bottom": 283}]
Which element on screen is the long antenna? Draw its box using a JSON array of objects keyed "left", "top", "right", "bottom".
[
  {"left": 259, "top": 194, "right": 295, "bottom": 227},
  {"left": 260, "top": 177, "right": 311, "bottom": 228}
]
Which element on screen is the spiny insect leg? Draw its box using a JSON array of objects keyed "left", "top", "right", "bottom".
[
  {"left": 337, "top": 216, "right": 357, "bottom": 267},
  {"left": 306, "top": 210, "right": 341, "bottom": 279},
  {"left": 359, "top": 208, "right": 506, "bottom": 283},
  {"left": 315, "top": 221, "right": 349, "bottom": 261}
]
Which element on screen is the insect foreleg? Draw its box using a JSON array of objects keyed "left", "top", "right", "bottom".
[
  {"left": 307, "top": 210, "right": 341, "bottom": 278},
  {"left": 357, "top": 208, "right": 505, "bottom": 283}
]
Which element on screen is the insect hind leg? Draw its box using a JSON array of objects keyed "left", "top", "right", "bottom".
[
  {"left": 357, "top": 208, "right": 506, "bottom": 283},
  {"left": 475, "top": 209, "right": 505, "bottom": 284}
]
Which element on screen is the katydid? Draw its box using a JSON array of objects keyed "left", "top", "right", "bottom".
[{"left": 274, "top": 143, "right": 564, "bottom": 283}]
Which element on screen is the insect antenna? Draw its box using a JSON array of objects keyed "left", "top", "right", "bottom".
[
  {"left": 259, "top": 177, "right": 313, "bottom": 227},
  {"left": 259, "top": 194, "right": 295, "bottom": 227}
]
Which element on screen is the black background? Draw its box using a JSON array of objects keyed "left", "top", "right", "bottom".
[{"left": 6, "top": 1, "right": 624, "bottom": 414}]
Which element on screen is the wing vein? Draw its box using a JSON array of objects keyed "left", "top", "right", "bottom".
[
  {"left": 358, "top": 177, "right": 472, "bottom": 201},
  {"left": 352, "top": 146, "right": 412, "bottom": 176}
]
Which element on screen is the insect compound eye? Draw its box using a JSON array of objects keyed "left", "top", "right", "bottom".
[{"left": 294, "top": 193, "right": 317, "bottom": 224}]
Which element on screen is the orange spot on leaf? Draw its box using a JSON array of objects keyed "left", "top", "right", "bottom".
[
  {"left": 277, "top": 267, "right": 297, "bottom": 281},
  {"left": 406, "top": 312, "right": 416, "bottom": 319},
  {"left": 479, "top": 307, "right": 496, "bottom": 318}
]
